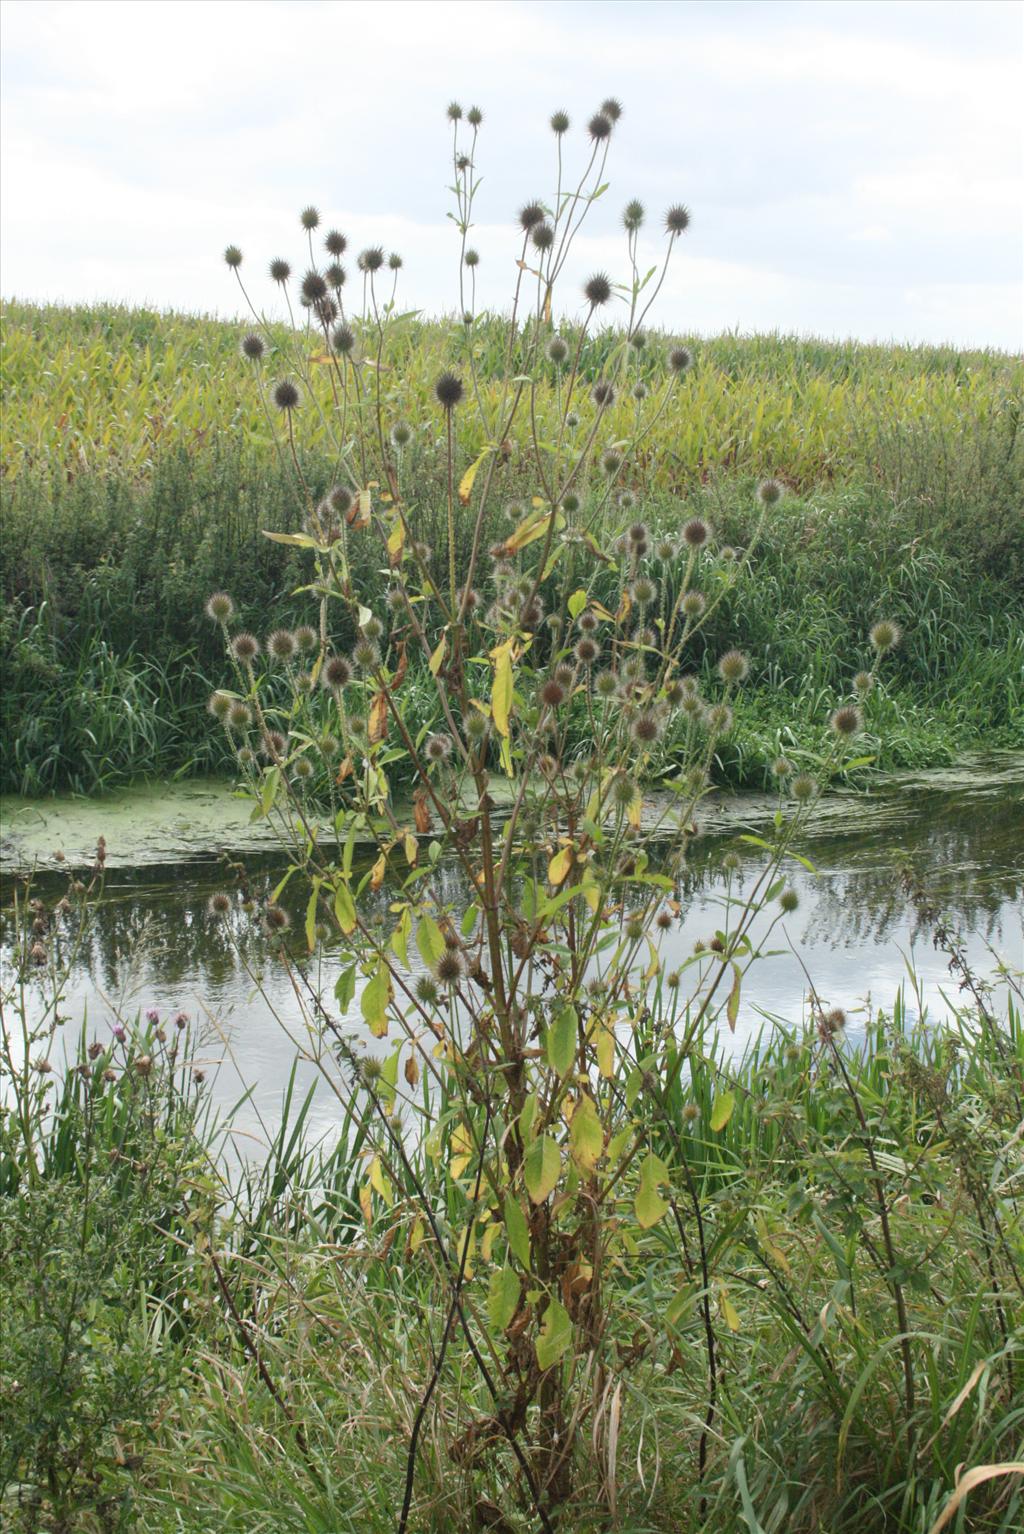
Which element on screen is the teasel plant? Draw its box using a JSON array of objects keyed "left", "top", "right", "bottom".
[{"left": 210, "top": 101, "right": 903, "bottom": 1525}]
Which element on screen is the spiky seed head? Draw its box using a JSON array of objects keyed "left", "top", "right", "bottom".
[
  {"left": 415, "top": 975, "right": 439, "bottom": 1006},
  {"left": 719, "top": 545, "right": 737, "bottom": 562},
  {"left": 269, "top": 258, "right": 291, "bottom": 284},
  {"left": 325, "top": 229, "right": 347, "bottom": 256},
  {"left": 206, "top": 591, "right": 235, "bottom": 623},
  {"left": 561, "top": 490, "right": 581, "bottom": 513},
  {"left": 550, "top": 109, "right": 570, "bottom": 135},
  {"left": 388, "top": 251, "right": 403, "bottom": 270},
  {"left": 237, "top": 745, "right": 256, "bottom": 769},
  {"left": 664, "top": 679, "right": 685, "bottom": 705},
  {"left": 546, "top": 336, "right": 569, "bottom": 365},
  {"left": 592, "top": 380, "right": 616, "bottom": 409},
  {"left": 357, "top": 246, "right": 385, "bottom": 273},
  {"left": 540, "top": 678, "right": 566, "bottom": 708},
  {"left": 718, "top": 649, "right": 750, "bottom": 684},
  {"left": 779, "top": 888, "right": 799, "bottom": 913},
  {"left": 390, "top": 420, "right": 413, "bottom": 448},
  {"left": 332, "top": 323, "right": 356, "bottom": 355},
  {"left": 588, "top": 111, "right": 612, "bottom": 141},
  {"left": 227, "top": 701, "right": 251, "bottom": 730},
  {"left": 435, "top": 948, "right": 463, "bottom": 985},
  {"left": 267, "top": 628, "right": 297, "bottom": 663},
  {"left": 446, "top": 101, "right": 463, "bottom": 121},
  {"left": 352, "top": 639, "right": 379, "bottom": 672},
  {"left": 791, "top": 773, "right": 817, "bottom": 802},
  {"left": 292, "top": 756, "right": 314, "bottom": 781},
  {"left": 600, "top": 96, "right": 623, "bottom": 122},
  {"left": 465, "top": 710, "right": 488, "bottom": 739},
  {"left": 723, "top": 851, "right": 741, "bottom": 872},
  {"left": 208, "top": 892, "right": 232, "bottom": 918},
  {"left": 272, "top": 379, "right": 300, "bottom": 411},
  {"left": 463, "top": 248, "right": 480, "bottom": 268},
  {"left": 434, "top": 372, "right": 464, "bottom": 410},
  {"left": 584, "top": 272, "right": 612, "bottom": 307},
  {"left": 756, "top": 477, "right": 784, "bottom": 506},
  {"left": 577, "top": 609, "right": 599, "bottom": 633},
  {"left": 656, "top": 909, "right": 673, "bottom": 931},
  {"left": 425, "top": 733, "right": 453, "bottom": 763},
  {"left": 830, "top": 704, "right": 863, "bottom": 738},
  {"left": 300, "top": 270, "right": 327, "bottom": 304},
  {"left": 607, "top": 773, "right": 634, "bottom": 809},
  {"left": 262, "top": 730, "right": 287, "bottom": 760},
  {"left": 628, "top": 521, "right": 649, "bottom": 545},
  {"left": 208, "top": 690, "right": 232, "bottom": 720},
  {"left": 623, "top": 198, "right": 644, "bottom": 231},
  {"left": 295, "top": 672, "right": 314, "bottom": 695},
  {"left": 682, "top": 517, "right": 709, "bottom": 548},
  {"left": 631, "top": 576, "right": 657, "bottom": 605},
  {"left": 230, "top": 632, "right": 260, "bottom": 663},
  {"left": 704, "top": 702, "right": 733, "bottom": 735},
  {"left": 224, "top": 245, "right": 242, "bottom": 268},
  {"left": 300, "top": 205, "right": 320, "bottom": 230},
  {"left": 532, "top": 222, "right": 554, "bottom": 250},
  {"left": 241, "top": 332, "right": 265, "bottom": 361},
  {"left": 869, "top": 619, "right": 901, "bottom": 654},
  {"left": 772, "top": 757, "right": 793, "bottom": 778},
  {"left": 264, "top": 903, "right": 290, "bottom": 933},
  {"left": 466, "top": 104, "right": 483, "bottom": 126},
  {"left": 566, "top": 410, "right": 581, "bottom": 429},
  {"left": 360, "top": 614, "right": 384, "bottom": 641},
  {"left": 665, "top": 204, "right": 691, "bottom": 235},
  {"left": 518, "top": 202, "right": 545, "bottom": 230},
  {"left": 601, "top": 449, "right": 622, "bottom": 476},
  {"left": 629, "top": 330, "right": 647, "bottom": 351},
  {"left": 825, "top": 1007, "right": 846, "bottom": 1033},
  {"left": 668, "top": 345, "right": 693, "bottom": 374},
  {"left": 655, "top": 537, "right": 677, "bottom": 561},
  {"left": 632, "top": 380, "right": 649, "bottom": 401},
  {"left": 322, "top": 654, "right": 352, "bottom": 691},
  {"left": 320, "top": 732, "right": 340, "bottom": 758},
  {"left": 853, "top": 670, "right": 873, "bottom": 695},
  {"left": 575, "top": 636, "right": 599, "bottom": 665},
  {"left": 325, "top": 262, "right": 346, "bottom": 290},
  {"left": 632, "top": 712, "right": 662, "bottom": 745}
]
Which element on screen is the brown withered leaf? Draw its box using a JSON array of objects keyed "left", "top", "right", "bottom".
[
  {"left": 413, "top": 789, "right": 432, "bottom": 834},
  {"left": 368, "top": 692, "right": 389, "bottom": 743}
]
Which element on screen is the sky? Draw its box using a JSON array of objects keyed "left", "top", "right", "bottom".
[{"left": 1, "top": 0, "right": 1022, "bottom": 349}]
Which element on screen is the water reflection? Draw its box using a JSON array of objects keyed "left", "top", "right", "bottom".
[{"left": 2, "top": 761, "right": 1021, "bottom": 1143}]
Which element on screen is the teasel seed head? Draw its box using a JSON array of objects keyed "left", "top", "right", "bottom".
[
  {"left": 869, "top": 619, "right": 901, "bottom": 654},
  {"left": 601, "top": 449, "right": 622, "bottom": 476},
  {"left": 791, "top": 773, "right": 817, "bottom": 802},
  {"left": 623, "top": 198, "right": 644, "bottom": 232},
  {"left": 632, "top": 380, "right": 648, "bottom": 401},
  {"left": 415, "top": 975, "right": 439, "bottom": 1006},
  {"left": 269, "top": 258, "right": 291, "bottom": 284},
  {"left": 301, "top": 270, "right": 327, "bottom": 304},
  {"left": 655, "top": 537, "right": 677, "bottom": 561},
  {"left": 464, "top": 248, "right": 480, "bottom": 267},
  {"left": 588, "top": 111, "right": 613, "bottom": 141},
  {"left": 853, "top": 670, "right": 873, "bottom": 695},
  {"left": 332, "top": 323, "right": 356, "bottom": 355},
  {"left": 656, "top": 908, "right": 673, "bottom": 930},
  {"left": 320, "top": 732, "right": 340, "bottom": 758},
  {"left": 519, "top": 202, "right": 545, "bottom": 231},
  {"left": 230, "top": 632, "right": 260, "bottom": 664},
  {"left": 435, "top": 948, "right": 463, "bottom": 985},
  {"left": 264, "top": 903, "right": 290, "bottom": 934},
  {"left": 237, "top": 746, "right": 256, "bottom": 768},
  {"left": 566, "top": 409, "right": 580, "bottom": 429},
  {"left": 584, "top": 272, "right": 613, "bottom": 307},
  {"left": 595, "top": 670, "right": 618, "bottom": 699},
  {"left": 668, "top": 345, "right": 693, "bottom": 375},
  {"left": 779, "top": 888, "right": 799, "bottom": 913},
  {"left": 830, "top": 704, "right": 863, "bottom": 738},
  {"left": 592, "top": 380, "right": 616, "bottom": 411},
  {"left": 208, "top": 891, "right": 232, "bottom": 918},
  {"left": 223, "top": 245, "right": 242, "bottom": 268},
  {"left": 425, "top": 732, "right": 453, "bottom": 762},
  {"left": 561, "top": 489, "right": 580, "bottom": 513},
  {"left": 352, "top": 639, "right": 379, "bottom": 672},
  {"left": 206, "top": 591, "right": 235, "bottom": 624},
  {"left": 262, "top": 730, "right": 287, "bottom": 761},
  {"left": 546, "top": 335, "right": 569, "bottom": 365},
  {"left": 703, "top": 702, "right": 733, "bottom": 735},
  {"left": 772, "top": 757, "right": 793, "bottom": 778},
  {"left": 300, "top": 205, "right": 320, "bottom": 231},
  {"left": 322, "top": 654, "right": 352, "bottom": 691},
  {"left": 446, "top": 101, "right": 463, "bottom": 122},
  {"left": 227, "top": 701, "right": 252, "bottom": 731},
  {"left": 550, "top": 109, "right": 570, "bottom": 135},
  {"left": 631, "top": 711, "right": 662, "bottom": 745},
  {"left": 241, "top": 332, "right": 265, "bottom": 361},
  {"left": 434, "top": 371, "right": 464, "bottom": 410},
  {"left": 681, "top": 591, "right": 706, "bottom": 619},
  {"left": 631, "top": 576, "right": 657, "bottom": 606},
  {"left": 294, "top": 624, "right": 318, "bottom": 654},
  {"left": 532, "top": 221, "right": 554, "bottom": 250},
  {"left": 325, "top": 262, "right": 346, "bottom": 290},
  {"left": 272, "top": 379, "right": 300, "bottom": 412},
  {"left": 756, "top": 477, "right": 784, "bottom": 506},
  {"left": 208, "top": 690, "right": 232, "bottom": 721},
  {"left": 664, "top": 204, "right": 691, "bottom": 235},
  {"left": 357, "top": 246, "right": 385, "bottom": 273},
  {"left": 577, "top": 609, "right": 599, "bottom": 633},
  {"left": 466, "top": 104, "right": 483, "bottom": 126},
  {"left": 682, "top": 517, "right": 709, "bottom": 548},
  {"left": 718, "top": 648, "right": 750, "bottom": 684},
  {"left": 575, "top": 636, "right": 599, "bottom": 665},
  {"left": 540, "top": 678, "right": 566, "bottom": 708}
]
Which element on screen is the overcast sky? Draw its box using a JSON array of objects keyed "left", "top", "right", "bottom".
[{"left": 2, "top": 0, "right": 1021, "bottom": 349}]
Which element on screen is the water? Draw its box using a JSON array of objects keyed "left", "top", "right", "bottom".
[{"left": 2, "top": 757, "right": 1021, "bottom": 1150}]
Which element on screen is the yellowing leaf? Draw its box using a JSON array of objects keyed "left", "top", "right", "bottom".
[
  {"left": 569, "top": 1094, "right": 603, "bottom": 1172},
  {"left": 710, "top": 1091, "right": 735, "bottom": 1132},
  {"left": 491, "top": 640, "right": 514, "bottom": 739},
  {"left": 386, "top": 519, "right": 405, "bottom": 563},
  {"left": 403, "top": 833, "right": 418, "bottom": 866},
  {"left": 536, "top": 1296, "right": 572, "bottom": 1371},
  {"left": 727, "top": 963, "right": 741, "bottom": 1033},
  {"left": 370, "top": 853, "right": 387, "bottom": 891},
  {"left": 334, "top": 880, "right": 357, "bottom": 936},
  {"left": 719, "top": 1288, "right": 741, "bottom": 1332},
  {"left": 635, "top": 1153, "right": 671, "bottom": 1229},
  {"left": 416, "top": 916, "right": 446, "bottom": 968},
  {"left": 404, "top": 1051, "right": 420, "bottom": 1089},
  {"left": 428, "top": 633, "right": 447, "bottom": 676},
  {"left": 524, "top": 1134, "right": 561, "bottom": 1205},
  {"left": 596, "top": 1021, "right": 615, "bottom": 1079},
  {"left": 503, "top": 1193, "right": 531, "bottom": 1268},
  {"left": 546, "top": 1005, "right": 577, "bottom": 1076},
  {"left": 458, "top": 445, "right": 492, "bottom": 506},
  {"left": 548, "top": 846, "right": 572, "bottom": 886},
  {"left": 568, "top": 588, "right": 588, "bottom": 619},
  {"left": 360, "top": 962, "right": 391, "bottom": 1037},
  {"left": 487, "top": 1265, "right": 521, "bottom": 1332}
]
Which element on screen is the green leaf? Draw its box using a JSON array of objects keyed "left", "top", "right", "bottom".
[
  {"left": 333, "top": 880, "right": 357, "bottom": 936},
  {"left": 305, "top": 882, "right": 320, "bottom": 953},
  {"left": 635, "top": 1153, "right": 671, "bottom": 1229},
  {"left": 569, "top": 1094, "right": 603, "bottom": 1172},
  {"left": 334, "top": 964, "right": 356, "bottom": 1011},
  {"left": 546, "top": 1005, "right": 577, "bottom": 1076},
  {"left": 536, "top": 1296, "right": 572, "bottom": 1371},
  {"left": 360, "top": 962, "right": 391, "bottom": 1038},
  {"left": 503, "top": 1193, "right": 531, "bottom": 1268},
  {"left": 710, "top": 1091, "right": 735, "bottom": 1132},
  {"left": 487, "top": 1265, "right": 521, "bottom": 1332},
  {"left": 524, "top": 1134, "right": 561, "bottom": 1205},
  {"left": 568, "top": 588, "right": 588, "bottom": 619},
  {"left": 416, "top": 915, "right": 446, "bottom": 968},
  {"left": 727, "top": 965, "right": 741, "bottom": 1033}
]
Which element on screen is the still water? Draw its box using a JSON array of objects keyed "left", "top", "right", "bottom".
[{"left": 2, "top": 758, "right": 1021, "bottom": 1149}]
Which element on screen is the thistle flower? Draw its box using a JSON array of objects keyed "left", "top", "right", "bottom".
[
  {"left": 272, "top": 380, "right": 300, "bottom": 411},
  {"left": 547, "top": 336, "right": 569, "bottom": 365},
  {"left": 322, "top": 654, "right": 352, "bottom": 691},
  {"left": 830, "top": 704, "right": 862, "bottom": 738},
  {"left": 584, "top": 272, "right": 612, "bottom": 307},
  {"left": 682, "top": 517, "right": 709, "bottom": 548},
  {"left": 332, "top": 323, "right": 356, "bottom": 355},
  {"left": 668, "top": 345, "right": 693, "bottom": 375},
  {"left": 665, "top": 205, "right": 691, "bottom": 235},
  {"left": 325, "top": 229, "right": 347, "bottom": 256},
  {"left": 206, "top": 591, "right": 235, "bottom": 624},
  {"left": 208, "top": 690, "right": 232, "bottom": 721},
  {"left": 869, "top": 619, "right": 901, "bottom": 654},
  {"left": 550, "top": 109, "right": 570, "bottom": 135},
  {"left": 434, "top": 372, "right": 464, "bottom": 410},
  {"left": 357, "top": 247, "right": 385, "bottom": 273},
  {"left": 756, "top": 477, "right": 784, "bottom": 506},
  {"left": 718, "top": 649, "right": 750, "bottom": 684},
  {"left": 791, "top": 773, "right": 817, "bottom": 802},
  {"left": 532, "top": 222, "right": 554, "bottom": 250},
  {"left": 223, "top": 245, "right": 242, "bottom": 268},
  {"left": 227, "top": 701, "right": 252, "bottom": 731},
  {"left": 588, "top": 112, "right": 613, "bottom": 141},
  {"left": 623, "top": 199, "right": 644, "bottom": 231},
  {"left": 301, "top": 270, "right": 327, "bottom": 303},
  {"left": 295, "top": 624, "right": 318, "bottom": 653},
  {"left": 230, "top": 632, "right": 260, "bottom": 664},
  {"left": 240, "top": 332, "right": 265, "bottom": 361},
  {"left": 207, "top": 892, "right": 232, "bottom": 918},
  {"left": 300, "top": 205, "right": 320, "bottom": 230}
]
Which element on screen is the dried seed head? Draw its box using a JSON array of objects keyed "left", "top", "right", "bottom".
[
  {"left": 325, "top": 262, "right": 346, "bottom": 290},
  {"left": 434, "top": 372, "right": 464, "bottom": 410},
  {"left": 681, "top": 590, "right": 706, "bottom": 618},
  {"left": 519, "top": 202, "right": 545, "bottom": 230},
  {"left": 623, "top": 198, "right": 645, "bottom": 232},
  {"left": 824, "top": 1007, "right": 846, "bottom": 1033},
  {"left": 446, "top": 101, "right": 463, "bottom": 122},
  {"left": 208, "top": 892, "right": 232, "bottom": 918},
  {"left": 631, "top": 711, "right": 662, "bottom": 745},
  {"left": 269, "top": 258, "right": 291, "bottom": 284},
  {"left": 588, "top": 111, "right": 613, "bottom": 141},
  {"left": 206, "top": 591, "right": 235, "bottom": 623},
  {"left": 352, "top": 639, "right": 379, "bottom": 672},
  {"left": 425, "top": 733, "right": 453, "bottom": 762},
  {"left": 435, "top": 948, "right": 463, "bottom": 985},
  {"left": 300, "top": 205, "right": 320, "bottom": 231},
  {"left": 682, "top": 517, "right": 709, "bottom": 548},
  {"left": 550, "top": 109, "right": 570, "bottom": 135},
  {"left": 668, "top": 345, "right": 693, "bottom": 375},
  {"left": 772, "top": 757, "right": 793, "bottom": 778},
  {"left": 655, "top": 537, "right": 677, "bottom": 562},
  {"left": 325, "top": 229, "right": 347, "bottom": 256},
  {"left": 322, "top": 654, "right": 352, "bottom": 691},
  {"left": 357, "top": 246, "right": 385, "bottom": 273},
  {"left": 546, "top": 336, "right": 569, "bottom": 364},
  {"left": 532, "top": 222, "right": 554, "bottom": 251},
  {"left": 332, "top": 323, "right": 356, "bottom": 355},
  {"left": 665, "top": 205, "right": 691, "bottom": 235},
  {"left": 227, "top": 701, "right": 251, "bottom": 731},
  {"left": 561, "top": 490, "right": 581, "bottom": 513},
  {"left": 264, "top": 903, "right": 290, "bottom": 933},
  {"left": 656, "top": 909, "right": 673, "bottom": 930},
  {"left": 267, "top": 628, "right": 297, "bottom": 663},
  {"left": 584, "top": 272, "right": 613, "bottom": 307},
  {"left": 595, "top": 670, "right": 619, "bottom": 698},
  {"left": 295, "top": 624, "right": 318, "bottom": 653},
  {"left": 360, "top": 614, "right": 384, "bottom": 641},
  {"left": 575, "top": 636, "right": 599, "bottom": 665},
  {"left": 464, "top": 248, "right": 480, "bottom": 267},
  {"left": 869, "top": 619, "right": 901, "bottom": 654},
  {"left": 718, "top": 649, "right": 750, "bottom": 684},
  {"left": 779, "top": 888, "right": 800, "bottom": 913},
  {"left": 301, "top": 270, "right": 327, "bottom": 303},
  {"left": 628, "top": 521, "right": 649, "bottom": 545},
  {"left": 292, "top": 756, "right": 314, "bottom": 782},
  {"left": 208, "top": 690, "right": 232, "bottom": 721},
  {"left": 388, "top": 251, "right": 403, "bottom": 270},
  {"left": 601, "top": 449, "right": 622, "bottom": 477},
  {"left": 467, "top": 105, "right": 483, "bottom": 126},
  {"left": 262, "top": 730, "right": 288, "bottom": 760},
  {"left": 237, "top": 745, "right": 256, "bottom": 767},
  {"left": 577, "top": 609, "right": 599, "bottom": 633},
  {"left": 272, "top": 379, "right": 300, "bottom": 411},
  {"left": 853, "top": 670, "right": 873, "bottom": 695},
  {"left": 223, "top": 245, "right": 242, "bottom": 268},
  {"left": 830, "top": 704, "right": 862, "bottom": 738},
  {"left": 540, "top": 678, "right": 566, "bottom": 708},
  {"left": 791, "top": 773, "right": 817, "bottom": 802},
  {"left": 756, "top": 477, "right": 784, "bottom": 506},
  {"left": 703, "top": 702, "right": 733, "bottom": 735},
  {"left": 631, "top": 576, "right": 657, "bottom": 606},
  {"left": 416, "top": 975, "right": 439, "bottom": 1006},
  {"left": 241, "top": 332, "right": 265, "bottom": 361},
  {"left": 390, "top": 420, "right": 413, "bottom": 448},
  {"left": 320, "top": 733, "right": 340, "bottom": 758},
  {"left": 230, "top": 632, "right": 260, "bottom": 663}
]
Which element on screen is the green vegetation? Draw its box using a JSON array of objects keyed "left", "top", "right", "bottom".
[{"left": 2, "top": 301, "right": 1022, "bottom": 795}]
